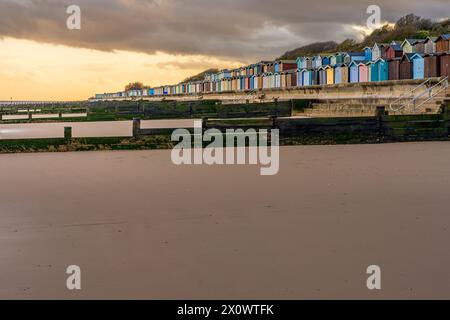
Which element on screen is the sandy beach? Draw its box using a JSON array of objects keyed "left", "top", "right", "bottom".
[{"left": 0, "top": 142, "right": 449, "bottom": 299}]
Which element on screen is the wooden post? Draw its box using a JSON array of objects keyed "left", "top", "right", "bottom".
[
  {"left": 28, "top": 112, "right": 32, "bottom": 120},
  {"left": 441, "top": 105, "right": 449, "bottom": 138},
  {"left": 64, "top": 127, "right": 72, "bottom": 140},
  {"left": 132, "top": 118, "right": 141, "bottom": 138},
  {"left": 375, "top": 106, "right": 385, "bottom": 143},
  {"left": 202, "top": 117, "right": 208, "bottom": 134},
  {"left": 270, "top": 115, "right": 278, "bottom": 129},
  {"left": 59, "top": 111, "right": 62, "bottom": 118}
]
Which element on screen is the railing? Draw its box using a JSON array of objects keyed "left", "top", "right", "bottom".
[
  {"left": 389, "top": 78, "right": 433, "bottom": 112},
  {"left": 389, "top": 77, "right": 448, "bottom": 113},
  {"left": 412, "top": 77, "right": 448, "bottom": 111}
]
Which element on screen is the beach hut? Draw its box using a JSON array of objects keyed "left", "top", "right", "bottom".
[
  {"left": 220, "top": 79, "right": 227, "bottom": 92},
  {"left": 279, "top": 72, "right": 286, "bottom": 88},
  {"left": 251, "top": 75, "right": 257, "bottom": 90},
  {"left": 291, "top": 71, "right": 298, "bottom": 88},
  {"left": 229, "top": 77, "right": 235, "bottom": 91},
  {"left": 262, "top": 74, "right": 268, "bottom": 89},
  {"left": 227, "top": 78, "right": 233, "bottom": 92},
  {"left": 358, "top": 62, "right": 369, "bottom": 83},
  {"left": 248, "top": 76, "right": 253, "bottom": 90},
  {"left": 274, "top": 60, "right": 297, "bottom": 73},
  {"left": 233, "top": 77, "right": 239, "bottom": 91},
  {"left": 330, "top": 53, "right": 345, "bottom": 66},
  {"left": 424, "top": 37, "right": 437, "bottom": 54},
  {"left": 257, "top": 61, "right": 270, "bottom": 75},
  {"left": 372, "top": 43, "right": 388, "bottom": 60},
  {"left": 322, "top": 56, "right": 331, "bottom": 66},
  {"left": 385, "top": 44, "right": 403, "bottom": 60},
  {"left": 246, "top": 66, "right": 253, "bottom": 77},
  {"left": 263, "top": 62, "right": 275, "bottom": 74},
  {"left": 318, "top": 66, "right": 327, "bottom": 85},
  {"left": 296, "top": 70, "right": 303, "bottom": 87},
  {"left": 274, "top": 73, "right": 281, "bottom": 88},
  {"left": 312, "top": 55, "right": 323, "bottom": 69},
  {"left": 440, "top": 53, "right": 450, "bottom": 79},
  {"left": 266, "top": 73, "right": 273, "bottom": 89},
  {"left": 217, "top": 81, "right": 222, "bottom": 93},
  {"left": 344, "top": 52, "right": 366, "bottom": 64},
  {"left": 258, "top": 74, "right": 264, "bottom": 89},
  {"left": 283, "top": 71, "right": 297, "bottom": 88},
  {"left": 375, "top": 58, "right": 389, "bottom": 81},
  {"left": 264, "top": 73, "right": 273, "bottom": 89},
  {"left": 300, "top": 57, "right": 313, "bottom": 69},
  {"left": 218, "top": 69, "right": 231, "bottom": 80},
  {"left": 295, "top": 57, "right": 303, "bottom": 70},
  {"left": 424, "top": 54, "right": 441, "bottom": 78},
  {"left": 411, "top": 53, "right": 425, "bottom": 79},
  {"left": 370, "top": 58, "right": 389, "bottom": 82},
  {"left": 334, "top": 64, "right": 349, "bottom": 84},
  {"left": 436, "top": 34, "right": 450, "bottom": 53},
  {"left": 364, "top": 47, "right": 373, "bottom": 61},
  {"left": 270, "top": 73, "right": 277, "bottom": 89},
  {"left": 401, "top": 39, "right": 421, "bottom": 54},
  {"left": 399, "top": 54, "right": 414, "bottom": 80},
  {"left": 388, "top": 58, "right": 401, "bottom": 80},
  {"left": 312, "top": 69, "right": 320, "bottom": 85},
  {"left": 349, "top": 61, "right": 360, "bottom": 83},
  {"left": 414, "top": 40, "right": 426, "bottom": 54},
  {"left": 256, "top": 74, "right": 262, "bottom": 90},
  {"left": 369, "top": 61, "right": 378, "bottom": 82},
  {"left": 325, "top": 65, "right": 334, "bottom": 84},
  {"left": 300, "top": 69, "right": 312, "bottom": 86}
]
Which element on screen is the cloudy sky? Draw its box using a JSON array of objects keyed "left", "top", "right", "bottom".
[{"left": 0, "top": 0, "right": 448, "bottom": 100}]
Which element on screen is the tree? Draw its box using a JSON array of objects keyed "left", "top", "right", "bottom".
[
  {"left": 395, "top": 14, "right": 422, "bottom": 29},
  {"left": 125, "top": 82, "right": 144, "bottom": 91}
]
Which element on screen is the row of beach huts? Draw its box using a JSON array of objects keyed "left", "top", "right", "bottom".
[{"left": 95, "top": 35, "right": 450, "bottom": 99}]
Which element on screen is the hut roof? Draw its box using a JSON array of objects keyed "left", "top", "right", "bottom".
[
  {"left": 389, "top": 44, "right": 403, "bottom": 51},
  {"left": 410, "top": 53, "right": 424, "bottom": 60},
  {"left": 424, "top": 37, "right": 438, "bottom": 43},
  {"left": 346, "top": 52, "right": 365, "bottom": 57},
  {"left": 401, "top": 53, "right": 417, "bottom": 62},
  {"left": 436, "top": 34, "right": 450, "bottom": 41}
]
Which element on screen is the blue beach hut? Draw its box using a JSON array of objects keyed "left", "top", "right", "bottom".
[
  {"left": 301, "top": 69, "right": 312, "bottom": 86},
  {"left": 411, "top": 53, "right": 425, "bottom": 79},
  {"left": 349, "top": 61, "right": 360, "bottom": 83},
  {"left": 364, "top": 47, "right": 373, "bottom": 61}
]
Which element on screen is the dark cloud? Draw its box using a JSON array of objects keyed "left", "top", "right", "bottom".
[{"left": 0, "top": 0, "right": 448, "bottom": 60}]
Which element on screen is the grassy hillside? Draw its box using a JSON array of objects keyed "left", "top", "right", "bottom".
[{"left": 278, "top": 14, "right": 450, "bottom": 59}]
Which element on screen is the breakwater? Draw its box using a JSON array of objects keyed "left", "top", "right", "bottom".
[{"left": 2, "top": 104, "right": 448, "bottom": 153}]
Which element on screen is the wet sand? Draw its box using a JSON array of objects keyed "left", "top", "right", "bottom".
[
  {"left": 0, "top": 142, "right": 449, "bottom": 299},
  {"left": 0, "top": 119, "right": 196, "bottom": 139}
]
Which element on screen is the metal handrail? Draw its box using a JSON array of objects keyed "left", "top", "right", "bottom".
[
  {"left": 412, "top": 76, "right": 448, "bottom": 103},
  {"left": 389, "top": 77, "right": 448, "bottom": 112},
  {"left": 389, "top": 78, "right": 433, "bottom": 111},
  {"left": 413, "top": 77, "right": 449, "bottom": 112}
]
